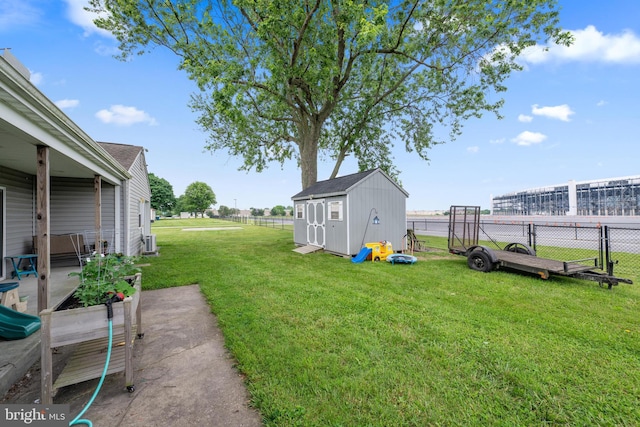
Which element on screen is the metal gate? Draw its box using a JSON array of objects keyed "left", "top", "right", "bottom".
[{"left": 306, "top": 199, "right": 325, "bottom": 248}]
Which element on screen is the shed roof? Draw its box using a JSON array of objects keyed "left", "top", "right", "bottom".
[
  {"left": 291, "top": 168, "right": 408, "bottom": 200},
  {"left": 98, "top": 142, "right": 143, "bottom": 171}
]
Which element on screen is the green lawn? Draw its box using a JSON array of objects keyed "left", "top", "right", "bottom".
[{"left": 142, "top": 218, "right": 640, "bottom": 426}]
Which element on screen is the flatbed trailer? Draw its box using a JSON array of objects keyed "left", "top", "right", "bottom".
[{"left": 448, "top": 206, "right": 633, "bottom": 289}]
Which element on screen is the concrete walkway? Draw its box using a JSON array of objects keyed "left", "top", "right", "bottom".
[{"left": 2, "top": 285, "right": 263, "bottom": 427}]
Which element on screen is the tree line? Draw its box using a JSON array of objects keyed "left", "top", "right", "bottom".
[{"left": 149, "top": 173, "right": 292, "bottom": 218}]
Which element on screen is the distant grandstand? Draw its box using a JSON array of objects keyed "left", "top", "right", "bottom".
[{"left": 491, "top": 176, "right": 640, "bottom": 216}]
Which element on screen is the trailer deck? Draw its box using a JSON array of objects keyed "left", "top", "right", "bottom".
[{"left": 490, "top": 250, "right": 594, "bottom": 278}]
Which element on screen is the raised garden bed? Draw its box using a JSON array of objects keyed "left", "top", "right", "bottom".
[{"left": 39, "top": 273, "right": 143, "bottom": 404}]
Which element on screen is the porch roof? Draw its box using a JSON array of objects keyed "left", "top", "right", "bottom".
[{"left": 0, "top": 51, "right": 130, "bottom": 185}]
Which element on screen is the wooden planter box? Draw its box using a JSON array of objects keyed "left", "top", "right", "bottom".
[{"left": 39, "top": 273, "right": 143, "bottom": 404}]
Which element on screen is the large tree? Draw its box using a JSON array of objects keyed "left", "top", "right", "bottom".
[
  {"left": 90, "top": 0, "right": 570, "bottom": 189},
  {"left": 182, "top": 181, "right": 217, "bottom": 215},
  {"left": 148, "top": 173, "right": 176, "bottom": 214}
]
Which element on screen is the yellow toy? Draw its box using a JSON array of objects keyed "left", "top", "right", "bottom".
[{"left": 364, "top": 241, "right": 393, "bottom": 261}]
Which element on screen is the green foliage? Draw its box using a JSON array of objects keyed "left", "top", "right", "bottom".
[
  {"left": 89, "top": 0, "right": 572, "bottom": 189},
  {"left": 69, "top": 253, "right": 141, "bottom": 307},
  {"left": 250, "top": 207, "right": 265, "bottom": 216},
  {"left": 142, "top": 220, "right": 640, "bottom": 426},
  {"left": 218, "top": 205, "right": 233, "bottom": 217},
  {"left": 270, "top": 205, "right": 287, "bottom": 216},
  {"left": 148, "top": 172, "right": 176, "bottom": 214},
  {"left": 182, "top": 181, "right": 216, "bottom": 215}
]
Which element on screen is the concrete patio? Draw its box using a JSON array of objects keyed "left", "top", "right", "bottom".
[{"left": 0, "top": 265, "right": 80, "bottom": 397}]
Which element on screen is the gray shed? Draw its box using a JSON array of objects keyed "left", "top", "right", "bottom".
[{"left": 291, "top": 168, "right": 409, "bottom": 257}]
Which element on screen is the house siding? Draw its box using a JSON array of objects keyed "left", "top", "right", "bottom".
[
  {"left": 50, "top": 178, "right": 94, "bottom": 234},
  {"left": 347, "top": 173, "right": 406, "bottom": 255},
  {"left": 49, "top": 177, "right": 117, "bottom": 254},
  {"left": 126, "top": 151, "right": 151, "bottom": 256},
  {"left": 1, "top": 167, "right": 35, "bottom": 278},
  {"left": 324, "top": 196, "right": 349, "bottom": 254},
  {"left": 293, "top": 202, "right": 307, "bottom": 246}
]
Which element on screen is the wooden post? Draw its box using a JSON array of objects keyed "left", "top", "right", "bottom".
[
  {"left": 40, "top": 309, "right": 53, "bottom": 404},
  {"left": 36, "top": 146, "right": 51, "bottom": 313},
  {"left": 124, "top": 297, "right": 133, "bottom": 388},
  {"left": 94, "top": 175, "right": 102, "bottom": 253}
]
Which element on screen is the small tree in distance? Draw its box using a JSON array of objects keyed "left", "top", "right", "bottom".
[
  {"left": 218, "top": 205, "right": 233, "bottom": 217},
  {"left": 270, "top": 205, "right": 287, "bottom": 216},
  {"left": 182, "top": 181, "right": 216, "bottom": 217}
]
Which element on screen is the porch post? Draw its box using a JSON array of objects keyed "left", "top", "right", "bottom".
[
  {"left": 36, "top": 145, "right": 51, "bottom": 313},
  {"left": 94, "top": 175, "right": 102, "bottom": 253}
]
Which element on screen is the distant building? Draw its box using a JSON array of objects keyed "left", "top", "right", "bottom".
[{"left": 491, "top": 175, "right": 640, "bottom": 216}]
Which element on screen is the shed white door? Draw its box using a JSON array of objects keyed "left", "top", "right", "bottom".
[{"left": 306, "top": 199, "right": 325, "bottom": 247}]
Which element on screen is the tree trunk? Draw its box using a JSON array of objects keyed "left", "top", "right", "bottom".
[{"left": 299, "top": 121, "right": 322, "bottom": 190}]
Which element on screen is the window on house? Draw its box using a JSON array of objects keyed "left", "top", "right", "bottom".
[
  {"left": 328, "top": 201, "right": 343, "bottom": 221},
  {"left": 296, "top": 204, "right": 305, "bottom": 219}
]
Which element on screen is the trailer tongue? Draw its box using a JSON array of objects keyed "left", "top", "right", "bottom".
[{"left": 447, "top": 206, "right": 633, "bottom": 289}]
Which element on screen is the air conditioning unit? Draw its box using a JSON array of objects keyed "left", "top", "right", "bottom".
[{"left": 145, "top": 234, "right": 157, "bottom": 253}]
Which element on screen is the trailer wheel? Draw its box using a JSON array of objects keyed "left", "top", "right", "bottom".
[
  {"left": 504, "top": 242, "right": 536, "bottom": 256},
  {"left": 467, "top": 250, "right": 494, "bottom": 272}
]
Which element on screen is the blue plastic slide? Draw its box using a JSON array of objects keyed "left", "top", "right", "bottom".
[
  {"left": 0, "top": 304, "right": 41, "bottom": 340},
  {"left": 351, "top": 247, "right": 372, "bottom": 263}
]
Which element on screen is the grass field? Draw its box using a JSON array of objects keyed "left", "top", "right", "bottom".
[{"left": 143, "top": 218, "right": 640, "bottom": 426}]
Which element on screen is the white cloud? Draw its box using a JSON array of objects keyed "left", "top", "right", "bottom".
[
  {"left": 94, "top": 41, "right": 120, "bottom": 57},
  {"left": 531, "top": 104, "right": 574, "bottom": 122},
  {"left": 511, "top": 131, "right": 547, "bottom": 147},
  {"left": 518, "top": 114, "right": 533, "bottom": 123},
  {"left": 467, "top": 146, "right": 479, "bottom": 153},
  {"left": 64, "top": 0, "right": 113, "bottom": 38},
  {"left": 95, "top": 105, "right": 158, "bottom": 126},
  {"left": 519, "top": 25, "right": 640, "bottom": 65},
  {"left": 0, "top": 0, "right": 41, "bottom": 32},
  {"left": 29, "top": 71, "right": 43, "bottom": 85},
  {"left": 55, "top": 99, "right": 80, "bottom": 109},
  {"left": 489, "top": 138, "right": 505, "bottom": 144},
  {"left": 596, "top": 100, "right": 608, "bottom": 107}
]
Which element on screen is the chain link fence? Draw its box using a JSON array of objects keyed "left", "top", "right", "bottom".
[
  {"left": 225, "top": 215, "right": 294, "bottom": 231},
  {"left": 607, "top": 227, "right": 640, "bottom": 278}
]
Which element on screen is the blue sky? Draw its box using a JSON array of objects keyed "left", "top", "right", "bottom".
[{"left": 2, "top": 1, "right": 640, "bottom": 211}]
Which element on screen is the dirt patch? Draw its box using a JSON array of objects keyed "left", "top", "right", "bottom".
[{"left": 1, "top": 345, "right": 76, "bottom": 404}]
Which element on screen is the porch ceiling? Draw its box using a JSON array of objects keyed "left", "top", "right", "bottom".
[{"left": 0, "top": 117, "right": 96, "bottom": 178}]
